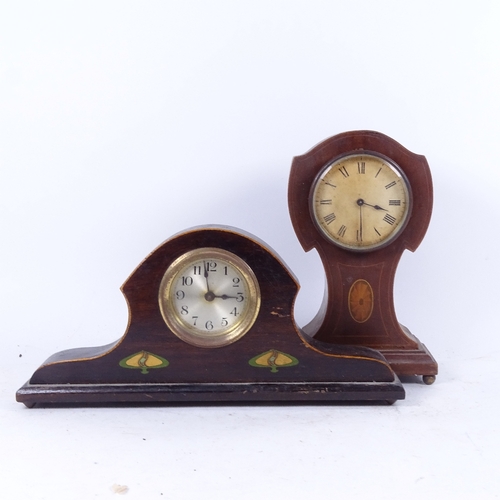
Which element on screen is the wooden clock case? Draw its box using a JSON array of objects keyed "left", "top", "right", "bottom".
[
  {"left": 288, "top": 131, "right": 437, "bottom": 382},
  {"left": 17, "top": 226, "right": 405, "bottom": 407}
]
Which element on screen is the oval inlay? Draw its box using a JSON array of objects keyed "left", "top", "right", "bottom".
[{"left": 348, "top": 279, "right": 374, "bottom": 323}]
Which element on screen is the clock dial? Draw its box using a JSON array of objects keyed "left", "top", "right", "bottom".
[
  {"left": 311, "top": 153, "right": 411, "bottom": 251},
  {"left": 158, "top": 247, "right": 261, "bottom": 347}
]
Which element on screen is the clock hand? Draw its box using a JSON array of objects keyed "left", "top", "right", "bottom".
[
  {"left": 358, "top": 203, "right": 363, "bottom": 242},
  {"left": 357, "top": 199, "right": 388, "bottom": 211},
  {"left": 213, "top": 293, "right": 238, "bottom": 300},
  {"left": 204, "top": 291, "right": 238, "bottom": 301},
  {"left": 203, "top": 262, "right": 217, "bottom": 302},
  {"left": 203, "top": 261, "right": 211, "bottom": 292},
  {"left": 368, "top": 203, "right": 388, "bottom": 211}
]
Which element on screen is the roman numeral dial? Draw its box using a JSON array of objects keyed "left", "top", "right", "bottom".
[{"left": 311, "top": 153, "right": 411, "bottom": 251}]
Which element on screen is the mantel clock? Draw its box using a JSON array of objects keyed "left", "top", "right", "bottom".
[
  {"left": 288, "top": 130, "right": 437, "bottom": 383},
  {"left": 17, "top": 226, "right": 405, "bottom": 406}
]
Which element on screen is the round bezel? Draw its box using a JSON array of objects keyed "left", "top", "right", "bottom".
[
  {"left": 310, "top": 151, "right": 412, "bottom": 252},
  {"left": 158, "top": 247, "right": 261, "bottom": 348}
]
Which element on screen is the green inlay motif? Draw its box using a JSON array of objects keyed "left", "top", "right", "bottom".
[
  {"left": 119, "top": 350, "right": 169, "bottom": 374},
  {"left": 248, "top": 349, "right": 299, "bottom": 373}
]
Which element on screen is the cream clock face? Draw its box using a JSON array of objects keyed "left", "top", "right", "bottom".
[
  {"left": 311, "top": 153, "right": 412, "bottom": 251},
  {"left": 158, "top": 248, "right": 261, "bottom": 347}
]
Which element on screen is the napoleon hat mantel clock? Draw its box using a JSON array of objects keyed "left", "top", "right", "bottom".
[
  {"left": 288, "top": 131, "right": 437, "bottom": 383},
  {"left": 17, "top": 226, "right": 405, "bottom": 407}
]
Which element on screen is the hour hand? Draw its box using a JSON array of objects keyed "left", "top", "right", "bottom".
[
  {"left": 204, "top": 289, "right": 238, "bottom": 301},
  {"left": 370, "top": 203, "right": 388, "bottom": 211},
  {"left": 213, "top": 293, "right": 237, "bottom": 300},
  {"left": 357, "top": 199, "right": 388, "bottom": 211}
]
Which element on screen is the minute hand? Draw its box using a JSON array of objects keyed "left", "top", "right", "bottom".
[{"left": 203, "top": 262, "right": 211, "bottom": 292}]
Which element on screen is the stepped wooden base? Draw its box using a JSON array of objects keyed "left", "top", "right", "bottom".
[
  {"left": 378, "top": 343, "right": 438, "bottom": 382},
  {"left": 16, "top": 379, "right": 404, "bottom": 408}
]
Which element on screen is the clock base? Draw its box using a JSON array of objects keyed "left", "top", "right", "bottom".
[
  {"left": 377, "top": 345, "right": 437, "bottom": 380},
  {"left": 377, "top": 326, "right": 438, "bottom": 381},
  {"left": 16, "top": 334, "right": 406, "bottom": 407},
  {"left": 16, "top": 379, "right": 404, "bottom": 408}
]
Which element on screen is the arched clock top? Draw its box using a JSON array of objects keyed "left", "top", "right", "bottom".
[
  {"left": 288, "top": 130, "right": 433, "bottom": 255},
  {"left": 121, "top": 225, "right": 300, "bottom": 295}
]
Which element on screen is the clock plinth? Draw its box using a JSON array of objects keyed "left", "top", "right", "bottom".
[
  {"left": 288, "top": 131, "right": 438, "bottom": 381},
  {"left": 378, "top": 342, "right": 438, "bottom": 382},
  {"left": 17, "top": 226, "right": 405, "bottom": 407}
]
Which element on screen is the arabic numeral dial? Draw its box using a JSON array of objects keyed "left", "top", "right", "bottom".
[{"left": 158, "top": 247, "right": 261, "bottom": 347}]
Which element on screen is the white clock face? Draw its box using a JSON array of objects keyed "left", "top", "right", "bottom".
[
  {"left": 158, "top": 248, "right": 260, "bottom": 347},
  {"left": 311, "top": 153, "right": 412, "bottom": 251}
]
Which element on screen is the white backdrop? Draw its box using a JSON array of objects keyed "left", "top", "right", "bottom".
[{"left": 1, "top": 2, "right": 499, "bottom": 499}]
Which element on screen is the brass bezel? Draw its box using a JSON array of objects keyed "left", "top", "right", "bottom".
[{"left": 158, "top": 247, "right": 261, "bottom": 348}]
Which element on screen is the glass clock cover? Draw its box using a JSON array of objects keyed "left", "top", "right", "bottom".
[
  {"left": 158, "top": 247, "right": 261, "bottom": 347},
  {"left": 311, "top": 152, "right": 412, "bottom": 251}
]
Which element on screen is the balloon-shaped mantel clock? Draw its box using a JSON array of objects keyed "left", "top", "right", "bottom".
[
  {"left": 17, "top": 226, "right": 405, "bottom": 407},
  {"left": 288, "top": 131, "right": 437, "bottom": 384}
]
